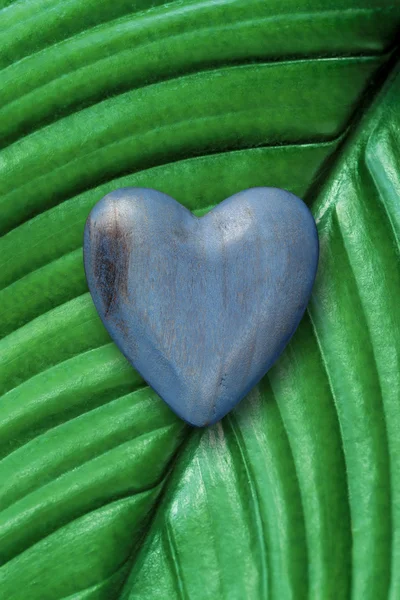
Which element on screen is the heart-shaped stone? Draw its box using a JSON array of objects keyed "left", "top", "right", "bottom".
[{"left": 84, "top": 187, "right": 318, "bottom": 426}]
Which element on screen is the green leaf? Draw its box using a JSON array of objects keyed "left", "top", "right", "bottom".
[
  {"left": 120, "top": 60, "right": 400, "bottom": 600},
  {"left": 0, "top": 1, "right": 399, "bottom": 599},
  {"left": 0, "top": 344, "right": 186, "bottom": 599}
]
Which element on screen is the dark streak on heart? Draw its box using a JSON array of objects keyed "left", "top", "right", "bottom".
[{"left": 91, "top": 204, "right": 130, "bottom": 319}]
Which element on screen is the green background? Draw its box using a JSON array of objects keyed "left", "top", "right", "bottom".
[{"left": 0, "top": 1, "right": 400, "bottom": 598}]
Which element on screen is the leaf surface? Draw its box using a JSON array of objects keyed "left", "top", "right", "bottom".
[{"left": 0, "top": 1, "right": 399, "bottom": 598}]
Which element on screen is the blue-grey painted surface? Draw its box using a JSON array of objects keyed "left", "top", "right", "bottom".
[{"left": 84, "top": 187, "right": 318, "bottom": 426}]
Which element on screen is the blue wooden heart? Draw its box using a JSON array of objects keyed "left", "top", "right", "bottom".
[{"left": 84, "top": 187, "right": 318, "bottom": 426}]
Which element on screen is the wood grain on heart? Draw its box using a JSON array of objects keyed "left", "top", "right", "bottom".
[{"left": 83, "top": 187, "right": 318, "bottom": 426}]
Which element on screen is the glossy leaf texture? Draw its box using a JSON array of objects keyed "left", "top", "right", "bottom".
[
  {"left": 0, "top": 1, "right": 399, "bottom": 599},
  {"left": 121, "top": 63, "right": 400, "bottom": 600}
]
